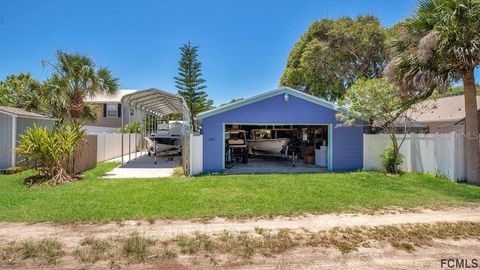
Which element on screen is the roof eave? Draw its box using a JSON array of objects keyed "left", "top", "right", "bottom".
[{"left": 197, "top": 87, "right": 343, "bottom": 120}]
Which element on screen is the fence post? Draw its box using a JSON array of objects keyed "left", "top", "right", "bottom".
[
  {"left": 121, "top": 133, "right": 124, "bottom": 164},
  {"left": 363, "top": 134, "right": 367, "bottom": 170},
  {"left": 134, "top": 133, "right": 137, "bottom": 159},
  {"left": 408, "top": 133, "right": 414, "bottom": 172},
  {"left": 128, "top": 133, "right": 131, "bottom": 162}
]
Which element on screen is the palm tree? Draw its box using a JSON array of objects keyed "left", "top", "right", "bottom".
[
  {"left": 44, "top": 51, "right": 119, "bottom": 123},
  {"left": 386, "top": 0, "right": 480, "bottom": 184}
]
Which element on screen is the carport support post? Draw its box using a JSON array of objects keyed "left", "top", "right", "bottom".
[{"left": 154, "top": 139, "right": 157, "bottom": 165}]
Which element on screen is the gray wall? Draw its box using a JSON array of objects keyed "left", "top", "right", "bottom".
[
  {"left": 0, "top": 113, "right": 13, "bottom": 169},
  {"left": 16, "top": 118, "right": 56, "bottom": 142}
]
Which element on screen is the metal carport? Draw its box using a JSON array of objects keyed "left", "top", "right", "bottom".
[{"left": 119, "top": 88, "right": 190, "bottom": 166}]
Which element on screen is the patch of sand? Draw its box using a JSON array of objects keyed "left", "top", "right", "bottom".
[{"left": 1, "top": 207, "right": 480, "bottom": 248}]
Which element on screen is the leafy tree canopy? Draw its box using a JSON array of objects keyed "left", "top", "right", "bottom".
[
  {"left": 280, "top": 16, "right": 387, "bottom": 101},
  {"left": 337, "top": 78, "right": 417, "bottom": 174},
  {"left": 429, "top": 84, "right": 480, "bottom": 99},
  {"left": 0, "top": 73, "right": 45, "bottom": 113}
]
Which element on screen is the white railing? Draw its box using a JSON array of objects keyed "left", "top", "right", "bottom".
[{"left": 364, "top": 133, "right": 468, "bottom": 181}]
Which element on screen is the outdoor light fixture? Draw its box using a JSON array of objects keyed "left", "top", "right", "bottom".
[{"left": 284, "top": 93, "right": 289, "bottom": 102}]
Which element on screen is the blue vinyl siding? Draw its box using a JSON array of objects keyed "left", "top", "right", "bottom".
[{"left": 200, "top": 91, "right": 363, "bottom": 172}]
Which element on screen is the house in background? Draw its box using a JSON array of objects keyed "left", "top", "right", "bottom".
[
  {"left": 0, "top": 106, "right": 56, "bottom": 170},
  {"left": 84, "top": 89, "right": 138, "bottom": 133},
  {"left": 402, "top": 95, "right": 480, "bottom": 133}
]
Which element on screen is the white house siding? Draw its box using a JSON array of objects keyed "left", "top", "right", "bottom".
[{"left": 0, "top": 113, "right": 13, "bottom": 169}]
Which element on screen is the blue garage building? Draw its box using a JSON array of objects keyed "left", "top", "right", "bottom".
[{"left": 197, "top": 87, "right": 363, "bottom": 173}]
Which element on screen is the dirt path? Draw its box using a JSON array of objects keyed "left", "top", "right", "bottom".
[
  {"left": 231, "top": 239, "right": 480, "bottom": 270},
  {"left": 2, "top": 207, "right": 480, "bottom": 269},
  {"left": 1, "top": 207, "right": 480, "bottom": 247}
]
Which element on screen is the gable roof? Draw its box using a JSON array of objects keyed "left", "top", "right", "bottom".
[
  {"left": 409, "top": 95, "right": 480, "bottom": 123},
  {"left": 85, "top": 89, "right": 137, "bottom": 103},
  {"left": 0, "top": 106, "right": 55, "bottom": 120},
  {"left": 197, "top": 87, "right": 341, "bottom": 120}
]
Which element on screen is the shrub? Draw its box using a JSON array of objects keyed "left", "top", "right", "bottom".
[
  {"left": 120, "top": 121, "right": 141, "bottom": 133},
  {"left": 16, "top": 122, "right": 85, "bottom": 185},
  {"left": 380, "top": 145, "right": 403, "bottom": 174},
  {"left": 172, "top": 166, "right": 185, "bottom": 177}
]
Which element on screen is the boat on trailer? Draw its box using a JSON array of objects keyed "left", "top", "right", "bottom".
[
  {"left": 248, "top": 129, "right": 289, "bottom": 154},
  {"left": 147, "top": 126, "right": 182, "bottom": 156}
]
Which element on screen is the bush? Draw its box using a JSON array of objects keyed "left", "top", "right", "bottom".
[
  {"left": 380, "top": 145, "right": 403, "bottom": 174},
  {"left": 16, "top": 122, "right": 85, "bottom": 185},
  {"left": 120, "top": 122, "right": 141, "bottom": 133}
]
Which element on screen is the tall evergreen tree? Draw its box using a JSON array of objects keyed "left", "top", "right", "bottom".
[{"left": 174, "top": 42, "right": 213, "bottom": 131}]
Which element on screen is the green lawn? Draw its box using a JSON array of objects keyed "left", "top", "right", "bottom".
[{"left": 0, "top": 163, "right": 480, "bottom": 222}]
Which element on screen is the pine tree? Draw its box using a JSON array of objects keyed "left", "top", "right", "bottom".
[{"left": 174, "top": 42, "right": 213, "bottom": 131}]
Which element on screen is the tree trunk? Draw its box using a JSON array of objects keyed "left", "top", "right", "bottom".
[
  {"left": 463, "top": 70, "right": 480, "bottom": 184},
  {"left": 390, "top": 129, "right": 400, "bottom": 174},
  {"left": 69, "top": 101, "right": 84, "bottom": 120},
  {"left": 190, "top": 111, "right": 196, "bottom": 132}
]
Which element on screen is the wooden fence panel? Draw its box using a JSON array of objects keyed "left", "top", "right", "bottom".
[{"left": 72, "top": 134, "right": 98, "bottom": 174}]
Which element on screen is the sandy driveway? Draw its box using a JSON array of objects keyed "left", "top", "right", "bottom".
[{"left": 1, "top": 207, "right": 480, "bottom": 247}]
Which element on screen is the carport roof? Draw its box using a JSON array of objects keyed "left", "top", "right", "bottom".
[
  {"left": 197, "top": 87, "right": 342, "bottom": 120},
  {"left": 121, "top": 88, "right": 187, "bottom": 116}
]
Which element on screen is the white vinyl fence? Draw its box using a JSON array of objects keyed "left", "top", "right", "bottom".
[
  {"left": 364, "top": 133, "right": 467, "bottom": 181},
  {"left": 189, "top": 134, "right": 203, "bottom": 175},
  {"left": 96, "top": 133, "right": 142, "bottom": 162}
]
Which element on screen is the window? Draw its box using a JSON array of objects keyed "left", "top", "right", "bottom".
[{"left": 106, "top": 104, "right": 118, "bottom": 117}]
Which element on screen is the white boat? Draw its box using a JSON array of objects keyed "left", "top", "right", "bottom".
[
  {"left": 145, "top": 132, "right": 181, "bottom": 156},
  {"left": 154, "top": 142, "right": 179, "bottom": 153},
  {"left": 249, "top": 129, "right": 289, "bottom": 154},
  {"left": 249, "top": 138, "right": 289, "bottom": 154}
]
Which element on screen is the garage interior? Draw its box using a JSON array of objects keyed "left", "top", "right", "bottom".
[{"left": 224, "top": 124, "right": 329, "bottom": 174}]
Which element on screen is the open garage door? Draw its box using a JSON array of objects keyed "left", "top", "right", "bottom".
[{"left": 223, "top": 124, "right": 332, "bottom": 174}]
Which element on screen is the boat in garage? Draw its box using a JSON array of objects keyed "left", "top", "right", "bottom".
[{"left": 249, "top": 129, "right": 289, "bottom": 154}]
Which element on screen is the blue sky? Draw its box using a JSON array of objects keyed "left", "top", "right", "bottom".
[{"left": 0, "top": 0, "right": 419, "bottom": 105}]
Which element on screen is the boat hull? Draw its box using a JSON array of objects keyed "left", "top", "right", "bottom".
[{"left": 249, "top": 138, "right": 289, "bottom": 154}]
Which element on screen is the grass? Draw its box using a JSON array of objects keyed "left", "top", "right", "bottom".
[
  {"left": 120, "top": 232, "right": 155, "bottom": 263},
  {"left": 1, "top": 222, "right": 480, "bottom": 267},
  {"left": 0, "top": 162, "right": 480, "bottom": 222},
  {"left": 1, "top": 239, "right": 64, "bottom": 265},
  {"left": 73, "top": 237, "right": 110, "bottom": 263}
]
